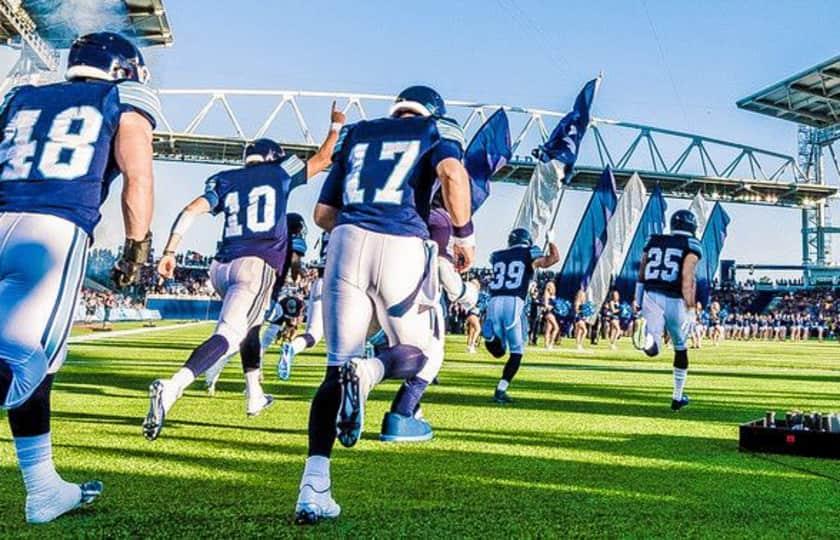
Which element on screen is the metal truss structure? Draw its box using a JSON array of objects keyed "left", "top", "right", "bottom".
[{"left": 152, "top": 88, "right": 834, "bottom": 208}]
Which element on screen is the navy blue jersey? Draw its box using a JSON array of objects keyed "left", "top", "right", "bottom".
[
  {"left": 487, "top": 245, "right": 542, "bottom": 300},
  {"left": 318, "top": 115, "right": 464, "bottom": 238},
  {"left": 203, "top": 156, "right": 306, "bottom": 270},
  {"left": 642, "top": 233, "right": 703, "bottom": 297},
  {"left": 0, "top": 80, "right": 159, "bottom": 235}
]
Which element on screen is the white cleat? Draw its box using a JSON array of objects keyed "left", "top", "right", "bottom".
[
  {"left": 246, "top": 394, "right": 275, "bottom": 417},
  {"left": 294, "top": 475, "right": 341, "bottom": 525},
  {"left": 26, "top": 479, "right": 103, "bottom": 524}
]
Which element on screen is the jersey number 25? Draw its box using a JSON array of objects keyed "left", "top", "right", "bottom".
[{"left": 644, "top": 247, "right": 682, "bottom": 282}]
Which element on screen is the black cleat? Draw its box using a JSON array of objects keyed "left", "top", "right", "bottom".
[
  {"left": 671, "top": 394, "right": 690, "bottom": 411},
  {"left": 337, "top": 361, "right": 363, "bottom": 448},
  {"left": 493, "top": 389, "right": 513, "bottom": 404}
]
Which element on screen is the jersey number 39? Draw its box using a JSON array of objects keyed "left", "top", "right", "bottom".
[{"left": 490, "top": 260, "right": 525, "bottom": 291}]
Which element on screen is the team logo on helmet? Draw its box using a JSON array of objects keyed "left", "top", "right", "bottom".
[
  {"left": 243, "top": 138, "right": 285, "bottom": 164},
  {"left": 66, "top": 32, "right": 150, "bottom": 84},
  {"left": 670, "top": 209, "right": 698, "bottom": 236},
  {"left": 508, "top": 227, "right": 533, "bottom": 247},
  {"left": 389, "top": 85, "right": 446, "bottom": 118}
]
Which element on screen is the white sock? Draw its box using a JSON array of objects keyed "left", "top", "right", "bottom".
[
  {"left": 496, "top": 379, "right": 509, "bottom": 392},
  {"left": 291, "top": 336, "right": 308, "bottom": 355},
  {"left": 15, "top": 433, "right": 82, "bottom": 523},
  {"left": 170, "top": 368, "right": 195, "bottom": 393},
  {"left": 245, "top": 370, "right": 264, "bottom": 403},
  {"left": 303, "top": 455, "right": 330, "bottom": 479},
  {"left": 673, "top": 368, "right": 687, "bottom": 400}
]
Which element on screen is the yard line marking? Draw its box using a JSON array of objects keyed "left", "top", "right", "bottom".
[{"left": 69, "top": 321, "right": 214, "bottom": 343}]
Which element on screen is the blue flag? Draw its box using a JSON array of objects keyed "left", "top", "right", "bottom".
[
  {"left": 615, "top": 185, "right": 667, "bottom": 301},
  {"left": 533, "top": 77, "right": 599, "bottom": 179},
  {"left": 697, "top": 202, "right": 730, "bottom": 305},
  {"left": 464, "top": 108, "right": 511, "bottom": 213},
  {"left": 555, "top": 166, "right": 618, "bottom": 301}
]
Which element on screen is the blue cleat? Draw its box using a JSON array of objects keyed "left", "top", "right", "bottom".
[
  {"left": 671, "top": 394, "right": 690, "bottom": 411},
  {"left": 277, "top": 343, "right": 294, "bottom": 381},
  {"left": 379, "top": 412, "right": 433, "bottom": 442}
]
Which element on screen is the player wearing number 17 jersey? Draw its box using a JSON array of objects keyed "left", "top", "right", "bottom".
[
  {"left": 143, "top": 104, "right": 345, "bottom": 441},
  {"left": 635, "top": 209, "right": 703, "bottom": 411},
  {"left": 0, "top": 32, "right": 159, "bottom": 523},
  {"left": 483, "top": 228, "right": 559, "bottom": 404},
  {"left": 295, "top": 86, "right": 474, "bottom": 525}
]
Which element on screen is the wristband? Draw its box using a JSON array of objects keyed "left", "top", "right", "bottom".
[
  {"left": 122, "top": 232, "right": 152, "bottom": 264},
  {"left": 330, "top": 122, "right": 343, "bottom": 133},
  {"left": 163, "top": 250, "right": 176, "bottom": 257},
  {"left": 452, "top": 221, "right": 475, "bottom": 248}
]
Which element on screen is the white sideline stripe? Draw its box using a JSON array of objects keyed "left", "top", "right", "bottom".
[{"left": 68, "top": 321, "right": 214, "bottom": 343}]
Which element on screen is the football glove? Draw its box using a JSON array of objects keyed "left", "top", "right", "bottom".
[{"left": 113, "top": 232, "right": 151, "bottom": 289}]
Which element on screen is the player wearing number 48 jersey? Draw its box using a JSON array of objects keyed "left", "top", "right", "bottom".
[
  {"left": 634, "top": 209, "right": 703, "bottom": 411},
  {"left": 483, "top": 228, "right": 560, "bottom": 404},
  {"left": 0, "top": 32, "right": 159, "bottom": 523},
  {"left": 143, "top": 104, "right": 345, "bottom": 441}
]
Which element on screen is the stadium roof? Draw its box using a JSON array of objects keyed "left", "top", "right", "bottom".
[
  {"left": 0, "top": 0, "right": 173, "bottom": 48},
  {"left": 737, "top": 55, "right": 840, "bottom": 128}
]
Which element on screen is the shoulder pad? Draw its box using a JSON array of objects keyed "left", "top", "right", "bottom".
[
  {"left": 116, "top": 81, "right": 162, "bottom": 128},
  {"left": 687, "top": 237, "right": 703, "bottom": 259},
  {"left": 435, "top": 117, "right": 465, "bottom": 149},
  {"left": 280, "top": 154, "right": 306, "bottom": 178}
]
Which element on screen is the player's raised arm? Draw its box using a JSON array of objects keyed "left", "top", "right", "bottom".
[
  {"left": 157, "top": 195, "right": 212, "bottom": 279},
  {"left": 113, "top": 110, "right": 155, "bottom": 288},
  {"left": 533, "top": 241, "right": 560, "bottom": 269},
  {"left": 306, "top": 102, "right": 346, "bottom": 179}
]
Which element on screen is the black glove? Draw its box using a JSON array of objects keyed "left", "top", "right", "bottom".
[{"left": 113, "top": 232, "right": 152, "bottom": 289}]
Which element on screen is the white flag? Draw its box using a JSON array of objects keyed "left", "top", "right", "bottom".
[
  {"left": 689, "top": 192, "right": 709, "bottom": 233},
  {"left": 587, "top": 173, "right": 647, "bottom": 307},
  {"left": 512, "top": 160, "right": 565, "bottom": 242}
]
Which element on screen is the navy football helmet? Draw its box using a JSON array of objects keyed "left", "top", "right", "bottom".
[
  {"left": 243, "top": 138, "right": 284, "bottom": 164},
  {"left": 389, "top": 85, "right": 446, "bottom": 118},
  {"left": 670, "top": 209, "right": 698, "bottom": 236},
  {"left": 287, "top": 212, "right": 307, "bottom": 237},
  {"left": 508, "top": 228, "right": 533, "bottom": 247},
  {"left": 66, "top": 32, "right": 149, "bottom": 84}
]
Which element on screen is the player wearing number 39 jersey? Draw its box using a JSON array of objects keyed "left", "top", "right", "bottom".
[
  {"left": 0, "top": 32, "right": 159, "bottom": 524},
  {"left": 483, "top": 228, "right": 560, "bottom": 404},
  {"left": 143, "top": 104, "right": 345, "bottom": 441},
  {"left": 634, "top": 209, "right": 703, "bottom": 411}
]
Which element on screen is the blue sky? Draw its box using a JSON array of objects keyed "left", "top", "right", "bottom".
[{"left": 3, "top": 0, "right": 838, "bottom": 274}]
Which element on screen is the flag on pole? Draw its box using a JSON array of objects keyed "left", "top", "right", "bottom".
[
  {"left": 689, "top": 192, "right": 709, "bottom": 233},
  {"left": 587, "top": 173, "right": 647, "bottom": 309},
  {"left": 555, "top": 166, "right": 618, "bottom": 301},
  {"left": 512, "top": 160, "right": 565, "bottom": 242},
  {"left": 614, "top": 185, "right": 668, "bottom": 301},
  {"left": 464, "top": 108, "right": 511, "bottom": 213},
  {"left": 696, "top": 202, "right": 731, "bottom": 305}
]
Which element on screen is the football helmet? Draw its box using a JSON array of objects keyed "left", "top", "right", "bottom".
[
  {"left": 389, "top": 85, "right": 446, "bottom": 118},
  {"left": 66, "top": 32, "right": 150, "bottom": 84},
  {"left": 243, "top": 138, "right": 284, "bottom": 164},
  {"left": 670, "top": 209, "right": 698, "bottom": 236},
  {"left": 508, "top": 227, "right": 533, "bottom": 247}
]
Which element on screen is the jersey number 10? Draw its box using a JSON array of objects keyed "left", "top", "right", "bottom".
[{"left": 224, "top": 185, "right": 276, "bottom": 237}]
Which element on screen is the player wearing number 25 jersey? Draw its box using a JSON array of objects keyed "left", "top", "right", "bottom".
[
  {"left": 483, "top": 228, "right": 559, "bottom": 404},
  {"left": 0, "top": 32, "right": 159, "bottom": 524},
  {"left": 144, "top": 104, "right": 345, "bottom": 442},
  {"left": 635, "top": 209, "right": 703, "bottom": 411},
  {"left": 295, "top": 86, "right": 474, "bottom": 525}
]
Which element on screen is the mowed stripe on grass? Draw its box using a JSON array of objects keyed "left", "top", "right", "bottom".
[{"left": 1, "top": 323, "right": 839, "bottom": 538}]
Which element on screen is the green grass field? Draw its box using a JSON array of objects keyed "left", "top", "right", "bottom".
[{"left": 2, "top": 322, "right": 839, "bottom": 538}]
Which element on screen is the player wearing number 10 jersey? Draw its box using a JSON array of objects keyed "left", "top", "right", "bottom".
[
  {"left": 635, "top": 209, "right": 703, "bottom": 411},
  {"left": 483, "top": 228, "right": 559, "bottom": 404},
  {"left": 0, "top": 32, "right": 159, "bottom": 524},
  {"left": 143, "top": 104, "right": 345, "bottom": 441}
]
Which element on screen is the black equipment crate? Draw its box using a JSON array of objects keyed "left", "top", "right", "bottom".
[{"left": 739, "top": 418, "right": 840, "bottom": 459}]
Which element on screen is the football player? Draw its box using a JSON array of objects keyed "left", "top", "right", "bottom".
[
  {"left": 0, "top": 32, "right": 159, "bottom": 522},
  {"left": 294, "top": 86, "right": 473, "bottom": 524},
  {"left": 278, "top": 291, "right": 305, "bottom": 342},
  {"left": 379, "top": 204, "right": 480, "bottom": 442},
  {"left": 483, "top": 228, "right": 560, "bottom": 403},
  {"left": 144, "top": 104, "right": 344, "bottom": 440},
  {"left": 277, "top": 231, "right": 330, "bottom": 380},
  {"left": 634, "top": 209, "right": 703, "bottom": 411}
]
